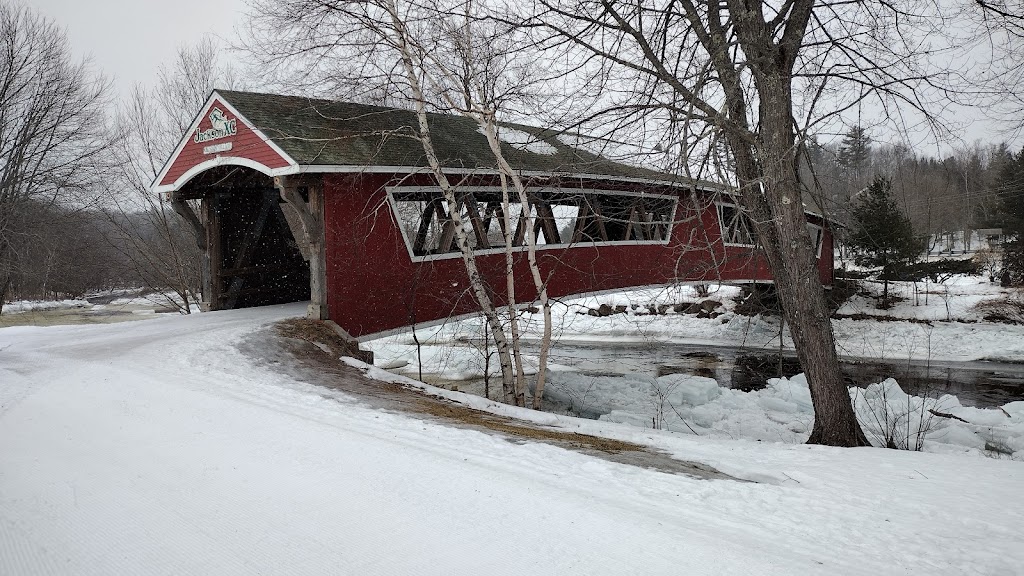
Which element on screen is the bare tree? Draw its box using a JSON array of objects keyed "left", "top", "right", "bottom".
[
  {"left": 106, "top": 38, "right": 240, "bottom": 313},
  {"left": 520, "top": 0, "right": 965, "bottom": 445},
  {"left": 418, "top": 7, "right": 556, "bottom": 409},
  {"left": 0, "top": 2, "right": 110, "bottom": 312},
  {"left": 973, "top": 0, "right": 1024, "bottom": 136}
]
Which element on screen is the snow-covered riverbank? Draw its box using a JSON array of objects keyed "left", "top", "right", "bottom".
[
  {"left": 364, "top": 276, "right": 1024, "bottom": 457},
  {"left": 368, "top": 276, "right": 1024, "bottom": 368}
]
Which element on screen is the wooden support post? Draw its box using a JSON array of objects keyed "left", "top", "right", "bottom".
[
  {"left": 636, "top": 202, "right": 651, "bottom": 241},
  {"left": 481, "top": 201, "right": 500, "bottom": 233},
  {"left": 170, "top": 198, "right": 206, "bottom": 250},
  {"left": 513, "top": 209, "right": 528, "bottom": 246},
  {"left": 492, "top": 203, "right": 508, "bottom": 238},
  {"left": 534, "top": 199, "right": 560, "bottom": 244},
  {"left": 590, "top": 197, "right": 609, "bottom": 241},
  {"left": 572, "top": 200, "right": 591, "bottom": 243},
  {"left": 203, "top": 195, "right": 222, "bottom": 311},
  {"left": 308, "top": 182, "right": 327, "bottom": 319},
  {"left": 461, "top": 192, "right": 490, "bottom": 249},
  {"left": 437, "top": 199, "right": 458, "bottom": 253},
  {"left": 275, "top": 175, "right": 327, "bottom": 320},
  {"left": 172, "top": 197, "right": 212, "bottom": 309},
  {"left": 413, "top": 198, "right": 441, "bottom": 255}
]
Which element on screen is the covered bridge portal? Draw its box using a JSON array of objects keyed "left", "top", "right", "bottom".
[{"left": 154, "top": 90, "right": 834, "bottom": 340}]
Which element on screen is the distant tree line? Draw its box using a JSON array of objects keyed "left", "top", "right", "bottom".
[
  {"left": 995, "top": 147, "right": 1024, "bottom": 284},
  {"left": 808, "top": 126, "right": 1020, "bottom": 242},
  {"left": 1, "top": 204, "right": 198, "bottom": 304},
  {"left": 805, "top": 126, "right": 1024, "bottom": 286}
]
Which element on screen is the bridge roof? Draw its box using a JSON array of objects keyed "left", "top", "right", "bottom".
[
  {"left": 218, "top": 90, "right": 680, "bottom": 179},
  {"left": 154, "top": 89, "right": 723, "bottom": 194}
]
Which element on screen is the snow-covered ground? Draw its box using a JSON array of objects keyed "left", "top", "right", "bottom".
[{"left": 2, "top": 303, "right": 1023, "bottom": 575}]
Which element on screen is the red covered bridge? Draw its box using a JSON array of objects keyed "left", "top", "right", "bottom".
[{"left": 154, "top": 90, "right": 833, "bottom": 340}]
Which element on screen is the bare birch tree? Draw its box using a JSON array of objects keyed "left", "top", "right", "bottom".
[
  {"left": 246, "top": 0, "right": 560, "bottom": 406},
  {"left": 411, "top": 6, "right": 555, "bottom": 407}
]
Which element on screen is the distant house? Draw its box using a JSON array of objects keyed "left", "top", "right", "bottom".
[
  {"left": 154, "top": 90, "right": 834, "bottom": 339},
  {"left": 976, "top": 228, "right": 1005, "bottom": 245}
]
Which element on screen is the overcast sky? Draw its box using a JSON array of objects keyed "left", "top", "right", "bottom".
[
  {"left": 33, "top": 0, "right": 247, "bottom": 97},
  {"left": 31, "top": 0, "right": 1019, "bottom": 155}
]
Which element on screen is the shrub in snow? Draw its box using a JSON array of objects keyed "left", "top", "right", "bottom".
[
  {"left": 850, "top": 379, "right": 943, "bottom": 450},
  {"left": 973, "top": 291, "right": 1024, "bottom": 324}
]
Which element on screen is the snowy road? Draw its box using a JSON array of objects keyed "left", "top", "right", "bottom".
[{"left": 1, "top": 304, "right": 1022, "bottom": 575}]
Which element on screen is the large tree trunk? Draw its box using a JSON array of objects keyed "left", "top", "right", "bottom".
[{"left": 733, "top": 78, "right": 869, "bottom": 447}]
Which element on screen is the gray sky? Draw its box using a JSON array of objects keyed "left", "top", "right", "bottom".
[
  {"left": 31, "top": 0, "right": 1019, "bottom": 155},
  {"left": 33, "top": 0, "right": 247, "bottom": 97}
]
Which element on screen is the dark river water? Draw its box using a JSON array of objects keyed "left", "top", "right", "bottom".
[{"left": 513, "top": 339, "right": 1024, "bottom": 409}]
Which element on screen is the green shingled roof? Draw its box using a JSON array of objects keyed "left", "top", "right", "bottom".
[{"left": 217, "top": 90, "right": 685, "bottom": 183}]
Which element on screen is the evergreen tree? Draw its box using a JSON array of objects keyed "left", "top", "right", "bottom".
[
  {"left": 838, "top": 126, "right": 872, "bottom": 178},
  {"left": 838, "top": 126, "right": 872, "bottom": 195},
  {"left": 996, "top": 147, "right": 1024, "bottom": 285},
  {"left": 848, "top": 175, "right": 926, "bottom": 303}
]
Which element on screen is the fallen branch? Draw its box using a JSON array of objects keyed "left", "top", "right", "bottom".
[{"left": 928, "top": 408, "right": 970, "bottom": 423}]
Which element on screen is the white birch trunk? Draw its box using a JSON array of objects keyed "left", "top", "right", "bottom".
[
  {"left": 387, "top": 3, "right": 520, "bottom": 404},
  {"left": 498, "top": 172, "right": 528, "bottom": 405},
  {"left": 478, "top": 120, "right": 554, "bottom": 410}
]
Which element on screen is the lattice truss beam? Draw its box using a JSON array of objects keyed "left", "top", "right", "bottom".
[{"left": 390, "top": 188, "right": 677, "bottom": 256}]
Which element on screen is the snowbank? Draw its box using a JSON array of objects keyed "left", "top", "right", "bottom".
[
  {"left": 1, "top": 298, "right": 90, "bottom": 314},
  {"left": 371, "top": 277, "right": 1024, "bottom": 366},
  {"left": 541, "top": 371, "right": 1024, "bottom": 458}
]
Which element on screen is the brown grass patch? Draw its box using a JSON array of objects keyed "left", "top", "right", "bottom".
[
  {"left": 268, "top": 319, "right": 732, "bottom": 479},
  {"left": 414, "top": 398, "right": 644, "bottom": 453},
  {"left": 973, "top": 293, "right": 1024, "bottom": 325},
  {"left": 831, "top": 312, "right": 935, "bottom": 324},
  {"left": 275, "top": 319, "right": 644, "bottom": 453},
  {"left": 276, "top": 318, "right": 366, "bottom": 358}
]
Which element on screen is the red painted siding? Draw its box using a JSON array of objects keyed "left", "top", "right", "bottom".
[
  {"left": 159, "top": 98, "right": 291, "bottom": 187},
  {"left": 322, "top": 173, "right": 834, "bottom": 338}
]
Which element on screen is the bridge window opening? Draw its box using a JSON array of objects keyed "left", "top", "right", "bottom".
[
  {"left": 807, "top": 224, "right": 823, "bottom": 257},
  {"left": 389, "top": 187, "right": 676, "bottom": 258},
  {"left": 717, "top": 203, "right": 758, "bottom": 246}
]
